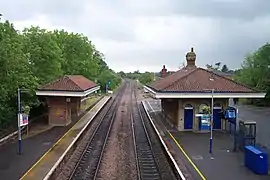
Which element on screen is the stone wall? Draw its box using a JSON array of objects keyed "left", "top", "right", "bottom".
[{"left": 46, "top": 97, "right": 71, "bottom": 126}]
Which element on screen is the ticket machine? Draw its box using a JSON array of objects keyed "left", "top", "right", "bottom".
[{"left": 224, "top": 106, "right": 237, "bottom": 124}]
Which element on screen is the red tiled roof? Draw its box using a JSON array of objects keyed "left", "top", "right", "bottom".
[
  {"left": 38, "top": 75, "right": 97, "bottom": 91},
  {"left": 149, "top": 67, "right": 255, "bottom": 93}
]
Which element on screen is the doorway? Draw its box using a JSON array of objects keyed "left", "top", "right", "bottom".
[{"left": 184, "top": 104, "right": 194, "bottom": 130}]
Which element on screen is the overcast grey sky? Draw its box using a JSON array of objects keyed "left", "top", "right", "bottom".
[{"left": 1, "top": 0, "right": 270, "bottom": 72}]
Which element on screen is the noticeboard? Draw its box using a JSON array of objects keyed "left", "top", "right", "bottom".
[
  {"left": 201, "top": 114, "right": 210, "bottom": 131},
  {"left": 18, "top": 113, "right": 28, "bottom": 127}
]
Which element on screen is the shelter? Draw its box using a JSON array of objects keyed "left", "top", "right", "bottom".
[
  {"left": 36, "top": 75, "right": 100, "bottom": 126},
  {"left": 144, "top": 48, "right": 265, "bottom": 131}
]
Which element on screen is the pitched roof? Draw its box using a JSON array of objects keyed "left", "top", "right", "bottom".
[
  {"left": 148, "top": 67, "right": 255, "bottom": 93},
  {"left": 38, "top": 75, "right": 97, "bottom": 91}
]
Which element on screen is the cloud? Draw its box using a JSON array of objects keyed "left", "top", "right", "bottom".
[{"left": 1, "top": 0, "right": 270, "bottom": 72}]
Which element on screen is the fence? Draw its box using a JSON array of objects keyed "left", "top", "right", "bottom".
[
  {"left": 225, "top": 119, "right": 257, "bottom": 152},
  {"left": 237, "top": 121, "right": 256, "bottom": 151}
]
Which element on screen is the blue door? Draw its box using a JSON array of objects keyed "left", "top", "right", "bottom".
[
  {"left": 184, "top": 107, "right": 193, "bottom": 129},
  {"left": 213, "top": 107, "right": 222, "bottom": 129}
]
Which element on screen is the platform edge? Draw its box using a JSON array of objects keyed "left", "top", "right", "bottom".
[
  {"left": 142, "top": 100, "right": 186, "bottom": 180},
  {"left": 41, "top": 96, "right": 111, "bottom": 180}
]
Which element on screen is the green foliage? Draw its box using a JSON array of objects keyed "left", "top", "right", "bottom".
[
  {"left": 126, "top": 70, "right": 141, "bottom": 80},
  {"left": 22, "top": 27, "right": 63, "bottom": 84},
  {"left": 97, "top": 69, "right": 121, "bottom": 91},
  {"left": 138, "top": 72, "right": 154, "bottom": 85},
  {"left": 125, "top": 71, "right": 154, "bottom": 85},
  {"left": 0, "top": 20, "right": 121, "bottom": 128},
  {"left": 118, "top": 71, "right": 126, "bottom": 78},
  {"left": 235, "top": 43, "right": 270, "bottom": 106},
  {"left": 0, "top": 21, "right": 38, "bottom": 127},
  {"left": 202, "top": 105, "right": 211, "bottom": 114}
]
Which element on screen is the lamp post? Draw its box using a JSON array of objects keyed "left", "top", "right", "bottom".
[
  {"left": 204, "top": 88, "right": 215, "bottom": 154},
  {"left": 17, "top": 88, "right": 22, "bottom": 155}
]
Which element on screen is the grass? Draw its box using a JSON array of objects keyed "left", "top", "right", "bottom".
[{"left": 80, "top": 96, "right": 101, "bottom": 112}]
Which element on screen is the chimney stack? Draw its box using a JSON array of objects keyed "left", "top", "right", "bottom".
[
  {"left": 186, "top": 47, "right": 196, "bottom": 68},
  {"left": 161, "top": 65, "right": 167, "bottom": 78}
]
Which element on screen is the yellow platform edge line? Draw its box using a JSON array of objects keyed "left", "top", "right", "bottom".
[
  {"left": 168, "top": 131, "right": 207, "bottom": 180},
  {"left": 19, "top": 97, "right": 109, "bottom": 180},
  {"left": 144, "top": 100, "right": 206, "bottom": 180}
]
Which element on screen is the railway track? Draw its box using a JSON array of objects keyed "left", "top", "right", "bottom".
[
  {"left": 52, "top": 80, "right": 180, "bottom": 180},
  {"left": 67, "top": 81, "right": 128, "bottom": 180},
  {"left": 132, "top": 85, "right": 162, "bottom": 180}
]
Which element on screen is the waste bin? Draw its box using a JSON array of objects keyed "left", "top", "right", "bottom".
[{"left": 244, "top": 145, "right": 268, "bottom": 175}]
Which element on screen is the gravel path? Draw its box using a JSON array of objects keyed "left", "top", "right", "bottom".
[{"left": 95, "top": 82, "right": 137, "bottom": 180}]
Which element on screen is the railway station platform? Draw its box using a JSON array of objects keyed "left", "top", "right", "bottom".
[
  {"left": 0, "top": 96, "right": 110, "bottom": 180},
  {"left": 142, "top": 99, "right": 270, "bottom": 180}
]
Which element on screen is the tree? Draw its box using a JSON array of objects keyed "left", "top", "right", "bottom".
[
  {"left": 53, "top": 30, "right": 99, "bottom": 80},
  {"left": 221, "top": 64, "right": 229, "bottom": 72},
  {"left": 97, "top": 69, "right": 121, "bottom": 91},
  {"left": 206, "top": 62, "right": 223, "bottom": 70},
  {"left": 0, "top": 21, "right": 38, "bottom": 127},
  {"left": 22, "top": 26, "right": 63, "bottom": 84},
  {"left": 235, "top": 43, "right": 270, "bottom": 105},
  {"left": 138, "top": 72, "right": 154, "bottom": 85},
  {"left": 0, "top": 20, "right": 122, "bottom": 128},
  {"left": 118, "top": 71, "right": 126, "bottom": 78}
]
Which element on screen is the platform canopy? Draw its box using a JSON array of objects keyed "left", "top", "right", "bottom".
[
  {"left": 36, "top": 75, "right": 100, "bottom": 97},
  {"left": 144, "top": 48, "right": 266, "bottom": 99}
]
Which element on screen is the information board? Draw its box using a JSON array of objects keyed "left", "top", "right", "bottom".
[
  {"left": 201, "top": 114, "right": 210, "bottom": 131},
  {"left": 18, "top": 113, "right": 28, "bottom": 127}
]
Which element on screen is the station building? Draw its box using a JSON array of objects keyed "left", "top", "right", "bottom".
[
  {"left": 144, "top": 48, "right": 265, "bottom": 131},
  {"left": 36, "top": 75, "right": 100, "bottom": 126}
]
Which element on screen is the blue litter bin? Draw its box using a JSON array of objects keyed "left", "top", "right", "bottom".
[{"left": 244, "top": 145, "right": 268, "bottom": 175}]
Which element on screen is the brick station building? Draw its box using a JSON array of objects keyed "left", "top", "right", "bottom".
[
  {"left": 36, "top": 75, "right": 100, "bottom": 126},
  {"left": 144, "top": 48, "right": 265, "bottom": 131}
]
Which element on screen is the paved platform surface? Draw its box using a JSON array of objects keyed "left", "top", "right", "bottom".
[
  {"left": 229, "top": 98, "right": 270, "bottom": 149},
  {"left": 173, "top": 131, "right": 269, "bottom": 180},
  {"left": 143, "top": 99, "right": 270, "bottom": 180},
  {"left": 0, "top": 96, "right": 109, "bottom": 180},
  {"left": 143, "top": 101, "right": 199, "bottom": 180}
]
